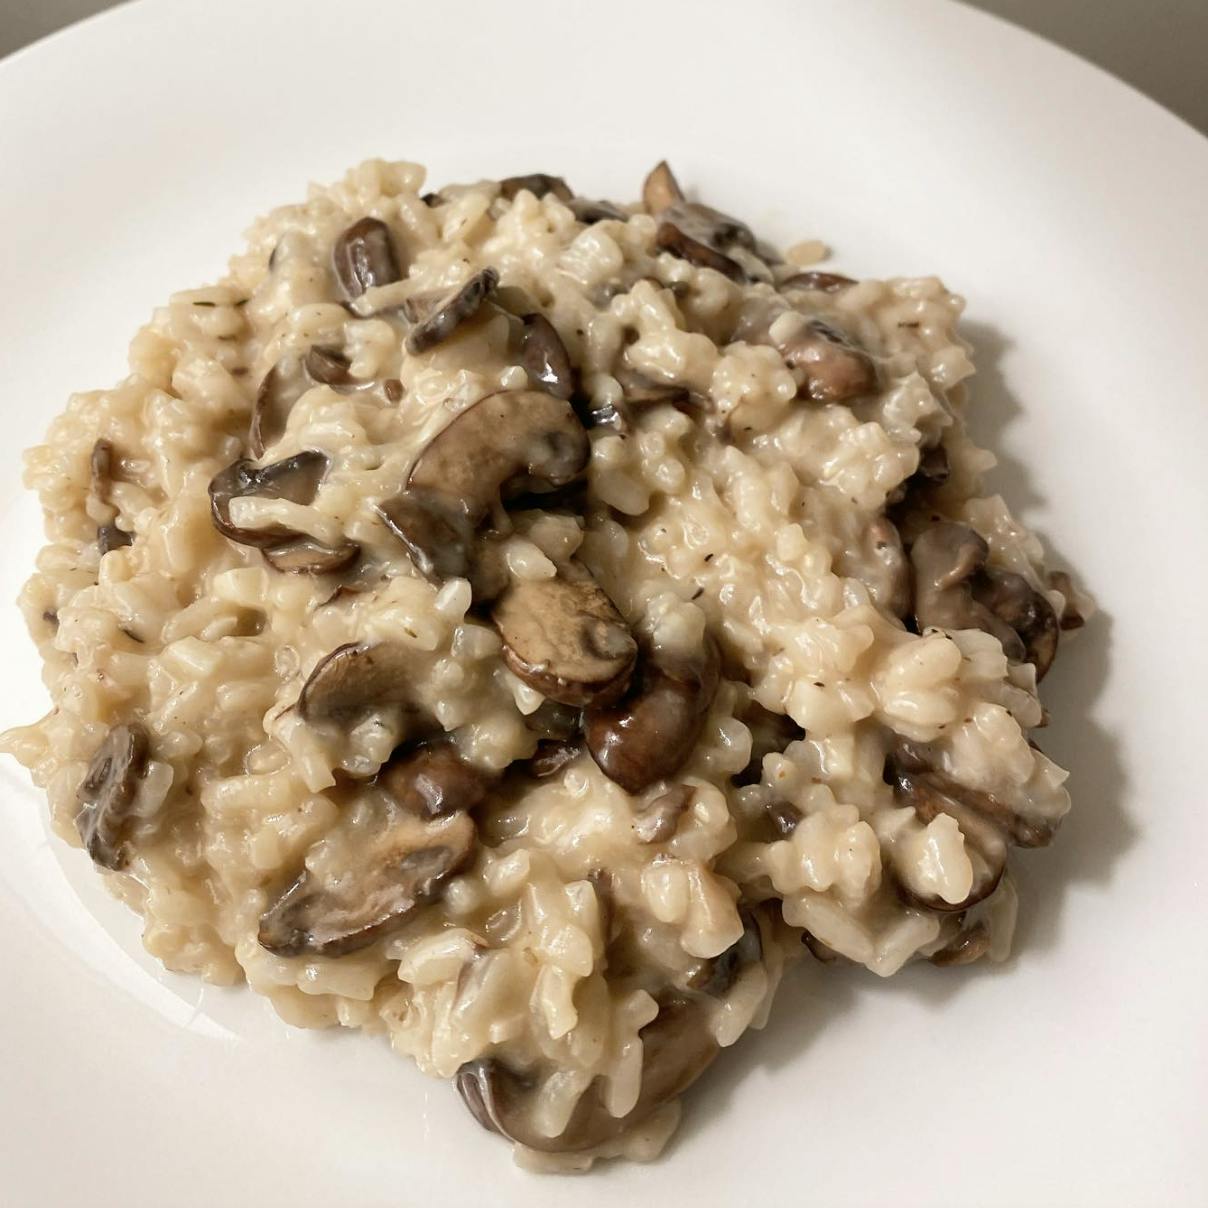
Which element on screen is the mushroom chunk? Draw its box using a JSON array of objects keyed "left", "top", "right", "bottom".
[
  {"left": 689, "top": 909, "right": 763, "bottom": 997},
  {"left": 491, "top": 562, "right": 637, "bottom": 707},
  {"left": 378, "top": 742, "right": 493, "bottom": 818},
  {"left": 732, "top": 702, "right": 804, "bottom": 787},
  {"left": 780, "top": 270, "right": 857, "bottom": 292},
  {"left": 97, "top": 522, "right": 134, "bottom": 555},
  {"left": 76, "top": 722, "right": 151, "bottom": 871},
  {"left": 584, "top": 637, "right": 720, "bottom": 795},
  {"left": 836, "top": 516, "right": 910, "bottom": 616},
  {"left": 332, "top": 217, "right": 402, "bottom": 300},
  {"left": 521, "top": 313, "right": 575, "bottom": 400},
  {"left": 567, "top": 197, "right": 627, "bottom": 224},
  {"left": 529, "top": 740, "right": 581, "bottom": 779},
  {"left": 498, "top": 174, "right": 573, "bottom": 202},
  {"left": 376, "top": 390, "right": 589, "bottom": 596},
  {"left": 90, "top": 439, "right": 133, "bottom": 553},
  {"left": 779, "top": 318, "right": 877, "bottom": 403},
  {"left": 455, "top": 994, "right": 718, "bottom": 1153},
  {"left": 250, "top": 354, "right": 308, "bottom": 457},
  {"left": 258, "top": 806, "right": 476, "bottom": 957},
  {"left": 404, "top": 268, "right": 499, "bottom": 355},
  {"left": 209, "top": 451, "right": 359, "bottom": 574},
  {"left": 298, "top": 641, "right": 415, "bottom": 726},
  {"left": 303, "top": 345, "right": 358, "bottom": 389},
  {"left": 633, "top": 784, "right": 693, "bottom": 844},
  {"left": 929, "top": 919, "right": 991, "bottom": 967},
  {"left": 910, "top": 521, "right": 1059, "bottom": 679}
]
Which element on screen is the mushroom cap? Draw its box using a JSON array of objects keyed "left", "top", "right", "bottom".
[
  {"left": 491, "top": 561, "right": 637, "bottom": 708},
  {"left": 332, "top": 216, "right": 402, "bottom": 300},
  {"left": 298, "top": 641, "right": 416, "bottom": 725},
  {"left": 76, "top": 722, "right": 151, "bottom": 871},
  {"left": 258, "top": 806, "right": 477, "bottom": 957},
  {"left": 404, "top": 268, "right": 499, "bottom": 355}
]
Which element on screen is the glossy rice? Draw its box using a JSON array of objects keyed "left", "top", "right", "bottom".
[{"left": 0, "top": 159, "right": 1086, "bottom": 1170}]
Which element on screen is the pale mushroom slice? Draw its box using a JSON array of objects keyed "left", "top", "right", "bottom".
[
  {"left": 257, "top": 805, "right": 477, "bottom": 957},
  {"left": 491, "top": 561, "right": 636, "bottom": 708},
  {"left": 250, "top": 353, "right": 307, "bottom": 456},
  {"left": 89, "top": 438, "right": 133, "bottom": 553},
  {"left": 404, "top": 268, "right": 499, "bottom": 355},
  {"left": 687, "top": 908, "right": 765, "bottom": 997},
  {"left": 332, "top": 216, "right": 402, "bottom": 300},
  {"left": 911, "top": 521, "right": 1059, "bottom": 679},
  {"left": 75, "top": 723, "right": 152, "bottom": 871},
  {"left": 455, "top": 994, "right": 718, "bottom": 1153},
  {"left": 780, "top": 270, "right": 857, "bottom": 293},
  {"left": 584, "top": 636, "right": 720, "bottom": 795},
  {"left": 376, "top": 389, "right": 589, "bottom": 599}
]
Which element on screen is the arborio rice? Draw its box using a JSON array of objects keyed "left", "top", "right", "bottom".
[{"left": 1, "top": 159, "right": 1089, "bottom": 1170}]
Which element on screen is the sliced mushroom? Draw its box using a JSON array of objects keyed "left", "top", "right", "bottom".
[
  {"left": 405, "top": 268, "right": 499, "bottom": 355},
  {"left": 250, "top": 354, "right": 308, "bottom": 457},
  {"left": 1048, "top": 570, "right": 1086, "bottom": 632},
  {"left": 585, "top": 637, "right": 720, "bottom": 795},
  {"left": 76, "top": 722, "right": 151, "bottom": 871},
  {"left": 258, "top": 806, "right": 476, "bottom": 957},
  {"left": 498, "top": 174, "right": 573, "bottom": 202},
  {"left": 780, "top": 270, "right": 857, "bottom": 292},
  {"left": 633, "top": 784, "right": 693, "bottom": 844},
  {"left": 732, "top": 702, "right": 804, "bottom": 786},
  {"left": 332, "top": 217, "right": 402, "bottom": 300},
  {"left": 304, "top": 345, "right": 359, "bottom": 389},
  {"left": 779, "top": 318, "right": 877, "bottom": 403},
  {"left": 89, "top": 438, "right": 117, "bottom": 505},
  {"left": 455, "top": 993, "right": 717, "bottom": 1153},
  {"left": 655, "top": 220, "right": 746, "bottom": 282},
  {"left": 377, "top": 389, "right": 589, "bottom": 595},
  {"left": 492, "top": 562, "right": 636, "bottom": 707},
  {"left": 613, "top": 365, "right": 691, "bottom": 408},
  {"left": 836, "top": 515, "right": 910, "bottom": 616},
  {"left": 911, "top": 521, "right": 1059, "bottom": 679},
  {"left": 261, "top": 536, "right": 359, "bottom": 575},
  {"left": 567, "top": 197, "right": 627, "bottom": 224},
  {"left": 298, "top": 641, "right": 415, "bottom": 725},
  {"left": 765, "top": 800, "right": 803, "bottom": 838},
  {"left": 521, "top": 314, "right": 575, "bottom": 400},
  {"left": 929, "top": 918, "right": 991, "bottom": 967},
  {"left": 529, "top": 739, "right": 581, "bottom": 779},
  {"left": 377, "top": 742, "right": 492, "bottom": 818},
  {"left": 383, "top": 378, "right": 404, "bottom": 403},
  {"left": 97, "top": 522, "right": 134, "bottom": 555},
  {"left": 642, "top": 160, "right": 685, "bottom": 214},
  {"left": 688, "top": 908, "right": 763, "bottom": 996}
]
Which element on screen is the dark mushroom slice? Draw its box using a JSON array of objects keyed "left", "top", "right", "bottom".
[
  {"left": 304, "top": 345, "right": 360, "bottom": 390},
  {"left": 529, "top": 739, "right": 581, "bottom": 779},
  {"left": 383, "top": 378, "right": 404, "bottom": 403},
  {"left": 455, "top": 993, "right": 718, "bottom": 1153},
  {"left": 491, "top": 562, "right": 636, "bottom": 708},
  {"left": 612, "top": 365, "right": 691, "bottom": 408},
  {"left": 250, "top": 354, "right": 309, "bottom": 457},
  {"left": 261, "top": 536, "right": 359, "bottom": 575},
  {"left": 780, "top": 270, "right": 857, "bottom": 293},
  {"left": 655, "top": 220, "right": 746, "bottom": 282},
  {"left": 688, "top": 908, "right": 763, "bottom": 997},
  {"left": 567, "top": 197, "right": 627, "bottom": 224},
  {"left": 779, "top": 319, "right": 877, "bottom": 403},
  {"left": 886, "top": 443, "right": 951, "bottom": 511},
  {"left": 76, "top": 722, "right": 152, "bottom": 871},
  {"left": 642, "top": 160, "right": 686, "bottom": 214},
  {"left": 910, "top": 521, "right": 1059, "bottom": 679},
  {"left": 1048, "top": 570, "right": 1086, "bottom": 632},
  {"left": 332, "top": 217, "right": 402, "bottom": 300},
  {"left": 524, "top": 699, "right": 582, "bottom": 742},
  {"left": 258, "top": 806, "right": 476, "bottom": 957},
  {"left": 633, "top": 784, "right": 693, "bottom": 844},
  {"left": 405, "top": 268, "right": 499, "bottom": 355},
  {"left": 298, "top": 641, "right": 416, "bottom": 726},
  {"left": 521, "top": 313, "right": 575, "bottom": 400},
  {"left": 377, "top": 742, "right": 493, "bottom": 818},
  {"left": 733, "top": 702, "right": 804, "bottom": 787},
  {"left": 585, "top": 636, "right": 720, "bottom": 795},
  {"left": 929, "top": 918, "right": 991, "bottom": 967},
  {"left": 835, "top": 516, "right": 910, "bottom": 617},
  {"left": 97, "top": 522, "right": 134, "bottom": 555},
  {"left": 765, "top": 800, "right": 803, "bottom": 838},
  {"left": 89, "top": 438, "right": 117, "bottom": 504},
  {"left": 376, "top": 389, "right": 589, "bottom": 595},
  {"left": 498, "top": 174, "right": 573, "bottom": 202}
]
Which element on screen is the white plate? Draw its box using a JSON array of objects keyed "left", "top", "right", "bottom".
[{"left": 2, "top": 1, "right": 1206, "bottom": 1204}]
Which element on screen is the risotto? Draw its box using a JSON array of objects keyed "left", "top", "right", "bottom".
[{"left": 0, "top": 159, "right": 1088, "bottom": 1169}]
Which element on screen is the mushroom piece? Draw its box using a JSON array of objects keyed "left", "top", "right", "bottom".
[
  {"left": 778, "top": 318, "right": 877, "bottom": 403},
  {"left": 633, "top": 784, "right": 693, "bottom": 844},
  {"left": 612, "top": 365, "right": 691, "bottom": 408},
  {"left": 97, "top": 522, "right": 134, "bottom": 555},
  {"left": 209, "top": 451, "right": 359, "bottom": 574},
  {"left": 376, "top": 389, "right": 589, "bottom": 595},
  {"left": 332, "top": 216, "right": 402, "bottom": 300},
  {"left": 498, "top": 174, "right": 573, "bottom": 202},
  {"left": 455, "top": 994, "right": 718, "bottom": 1153},
  {"left": 567, "top": 197, "right": 627, "bottom": 224},
  {"left": 523, "top": 699, "right": 582, "bottom": 742},
  {"left": 405, "top": 268, "right": 499, "bottom": 355},
  {"left": 910, "top": 521, "right": 1059, "bottom": 679},
  {"left": 250, "top": 354, "right": 308, "bottom": 457},
  {"left": 780, "top": 270, "right": 857, "bottom": 292},
  {"left": 584, "top": 637, "right": 720, "bottom": 795},
  {"left": 688, "top": 908, "right": 763, "bottom": 997},
  {"left": 377, "top": 741, "right": 493, "bottom": 818},
  {"left": 521, "top": 313, "right": 575, "bottom": 400},
  {"left": 75, "top": 722, "right": 152, "bottom": 871},
  {"left": 491, "top": 562, "right": 637, "bottom": 707},
  {"left": 733, "top": 702, "right": 804, "bottom": 787},
  {"left": 835, "top": 515, "right": 910, "bottom": 617},
  {"left": 529, "top": 739, "right": 581, "bottom": 779},
  {"left": 765, "top": 799, "right": 803, "bottom": 838},
  {"left": 258, "top": 805, "right": 477, "bottom": 957},
  {"left": 303, "top": 345, "right": 359, "bottom": 390},
  {"left": 1048, "top": 570, "right": 1087, "bottom": 632},
  {"left": 298, "top": 641, "right": 416, "bottom": 726},
  {"left": 929, "top": 918, "right": 991, "bottom": 967}
]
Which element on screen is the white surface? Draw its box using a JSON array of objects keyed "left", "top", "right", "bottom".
[{"left": 1, "top": 1, "right": 1206, "bottom": 1205}]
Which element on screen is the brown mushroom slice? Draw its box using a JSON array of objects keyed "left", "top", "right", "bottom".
[
  {"left": 633, "top": 784, "right": 693, "bottom": 844},
  {"left": 250, "top": 354, "right": 309, "bottom": 457},
  {"left": 765, "top": 800, "right": 803, "bottom": 838},
  {"left": 836, "top": 516, "right": 910, "bottom": 617},
  {"left": 780, "top": 319, "right": 877, "bottom": 403},
  {"left": 405, "top": 268, "right": 499, "bottom": 355},
  {"left": 1048, "top": 570, "right": 1086, "bottom": 632},
  {"left": 655, "top": 220, "right": 746, "bottom": 282},
  {"left": 298, "top": 641, "right": 417, "bottom": 726},
  {"left": 332, "top": 217, "right": 402, "bottom": 300},
  {"left": 733, "top": 702, "right": 804, "bottom": 786},
  {"left": 780, "top": 270, "right": 857, "bottom": 292},
  {"left": 521, "top": 313, "right": 575, "bottom": 400},
  {"left": 97, "top": 522, "right": 134, "bottom": 555},
  {"left": 89, "top": 438, "right": 117, "bottom": 504},
  {"left": 498, "top": 174, "right": 573, "bottom": 202},
  {"left": 377, "top": 742, "right": 492, "bottom": 818},
  {"left": 612, "top": 365, "right": 691, "bottom": 408},
  {"left": 911, "top": 521, "right": 1059, "bottom": 678},
  {"left": 642, "top": 160, "right": 686, "bottom": 215},
  {"left": 304, "top": 345, "right": 360, "bottom": 390},
  {"left": 492, "top": 563, "right": 636, "bottom": 708},
  {"left": 929, "top": 919, "right": 991, "bottom": 967},
  {"left": 585, "top": 637, "right": 720, "bottom": 795},
  {"left": 261, "top": 536, "right": 359, "bottom": 575},
  {"left": 689, "top": 908, "right": 763, "bottom": 997},
  {"left": 568, "top": 197, "right": 627, "bottom": 224},
  {"left": 258, "top": 807, "right": 476, "bottom": 957},
  {"left": 76, "top": 723, "right": 152, "bottom": 871},
  {"left": 455, "top": 994, "right": 718, "bottom": 1153},
  {"left": 209, "top": 451, "right": 329, "bottom": 548},
  {"left": 529, "top": 739, "right": 581, "bottom": 779}
]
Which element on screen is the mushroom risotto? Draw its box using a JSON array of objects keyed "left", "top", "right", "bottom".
[{"left": 1, "top": 159, "right": 1089, "bottom": 1169}]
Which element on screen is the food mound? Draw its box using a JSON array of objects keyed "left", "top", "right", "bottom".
[{"left": 1, "top": 159, "right": 1087, "bottom": 1170}]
